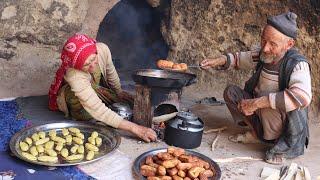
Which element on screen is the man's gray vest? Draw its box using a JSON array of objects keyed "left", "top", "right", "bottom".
[{"left": 244, "top": 48, "right": 310, "bottom": 159}]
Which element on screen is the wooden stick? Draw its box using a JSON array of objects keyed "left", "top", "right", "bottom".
[
  {"left": 133, "top": 85, "right": 152, "bottom": 127},
  {"left": 152, "top": 112, "right": 178, "bottom": 123},
  {"left": 214, "top": 157, "right": 263, "bottom": 163},
  {"left": 211, "top": 133, "right": 220, "bottom": 151},
  {"left": 281, "top": 163, "right": 298, "bottom": 180},
  {"left": 204, "top": 126, "right": 227, "bottom": 134}
]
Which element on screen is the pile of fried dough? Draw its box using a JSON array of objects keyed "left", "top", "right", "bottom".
[
  {"left": 140, "top": 147, "right": 215, "bottom": 180},
  {"left": 157, "top": 60, "right": 188, "bottom": 71},
  {"left": 19, "top": 127, "right": 102, "bottom": 163}
]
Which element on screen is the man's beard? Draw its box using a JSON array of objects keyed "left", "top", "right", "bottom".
[{"left": 260, "top": 51, "right": 286, "bottom": 64}]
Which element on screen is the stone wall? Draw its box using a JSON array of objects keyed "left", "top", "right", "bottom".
[
  {"left": 160, "top": 0, "right": 320, "bottom": 117},
  {"left": 0, "top": 0, "right": 119, "bottom": 98}
]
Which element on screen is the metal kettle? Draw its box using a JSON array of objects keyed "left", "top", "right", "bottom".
[{"left": 164, "top": 111, "right": 204, "bottom": 149}]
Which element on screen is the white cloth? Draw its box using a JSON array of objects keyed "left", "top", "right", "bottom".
[{"left": 78, "top": 150, "right": 134, "bottom": 180}]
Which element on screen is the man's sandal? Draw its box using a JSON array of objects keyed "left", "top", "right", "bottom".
[
  {"left": 265, "top": 155, "right": 286, "bottom": 165},
  {"left": 228, "top": 131, "right": 262, "bottom": 144}
]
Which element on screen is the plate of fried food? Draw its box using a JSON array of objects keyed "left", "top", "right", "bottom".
[
  {"left": 10, "top": 121, "right": 120, "bottom": 166},
  {"left": 133, "top": 147, "right": 221, "bottom": 180},
  {"left": 157, "top": 60, "right": 188, "bottom": 72}
]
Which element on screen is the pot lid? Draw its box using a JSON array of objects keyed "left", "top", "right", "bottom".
[
  {"left": 176, "top": 111, "right": 198, "bottom": 121},
  {"left": 111, "top": 103, "right": 132, "bottom": 112},
  {"left": 167, "top": 111, "right": 204, "bottom": 132}
]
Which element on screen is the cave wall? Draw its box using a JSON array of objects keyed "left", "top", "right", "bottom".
[{"left": 0, "top": 0, "right": 119, "bottom": 98}]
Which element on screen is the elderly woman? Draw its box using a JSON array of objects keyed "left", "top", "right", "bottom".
[{"left": 49, "top": 34, "right": 156, "bottom": 142}]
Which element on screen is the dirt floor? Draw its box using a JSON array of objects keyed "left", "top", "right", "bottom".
[
  {"left": 118, "top": 86, "right": 320, "bottom": 179},
  {"left": 8, "top": 83, "right": 319, "bottom": 179}
]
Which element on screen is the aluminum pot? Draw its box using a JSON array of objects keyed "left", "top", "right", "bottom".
[{"left": 111, "top": 103, "right": 133, "bottom": 121}]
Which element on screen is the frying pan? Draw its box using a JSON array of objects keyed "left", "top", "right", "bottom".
[{"left": 132, "top": 69, "right": 197, "bottom": 88}]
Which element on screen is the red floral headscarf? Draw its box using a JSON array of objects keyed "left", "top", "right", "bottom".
[{"left": 48, "top": 34, "right": 97, "bottom": 111}]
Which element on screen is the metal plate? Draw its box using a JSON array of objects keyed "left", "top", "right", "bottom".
[
  {"left": 133, "top": 148, "right": 221, "bottom": 180},
  {"left": 10, "top": 121, "right": 121, "bottom": 166}
]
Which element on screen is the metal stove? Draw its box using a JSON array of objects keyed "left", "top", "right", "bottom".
[{"left": 131, "top": 69, "right": 196, "bottom": 128}]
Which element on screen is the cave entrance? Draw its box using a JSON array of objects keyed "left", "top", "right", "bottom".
[{"left": 96, "top": 0, "right": 169, "bottom": 90}]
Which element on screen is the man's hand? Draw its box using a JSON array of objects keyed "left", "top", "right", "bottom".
[
  {"left": 200, "top": 55, "right": 227, "bottom": 69},
  {"left": 238, "top": 99, "right": 258, "bottom": 116},
  {"left": 238, "top": 96, "right": 271, "bottom": 116}
]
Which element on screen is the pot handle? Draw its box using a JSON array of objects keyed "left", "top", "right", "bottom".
[{"left": 186, "top": 79, "right": 196, "bottom": 86}]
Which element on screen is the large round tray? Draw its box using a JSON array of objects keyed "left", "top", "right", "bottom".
[
  {"left": 133, "top": 148, "right": 221, "bottom": 180},
  {"left": 10, "top": 121, "right": 121, "bottom": 166}
]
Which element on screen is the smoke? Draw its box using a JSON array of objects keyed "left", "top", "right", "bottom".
[{"left": 96, "top": 0, "right": 169, "bottom": 81}]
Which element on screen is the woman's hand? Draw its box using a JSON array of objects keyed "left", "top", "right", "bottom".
[
  {"left": 200, "top": 55, "right": 227, "bottom": 69},
  {"left": 118, "top": 120, "right": 157, "bottom": 142},
  {"left": 130, "top": 124, "right": 157, "bottom": 142}
]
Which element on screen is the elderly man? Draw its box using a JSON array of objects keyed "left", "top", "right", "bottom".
[{"left": 200, "top": 12, "right": 311, "bottom": 164}]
